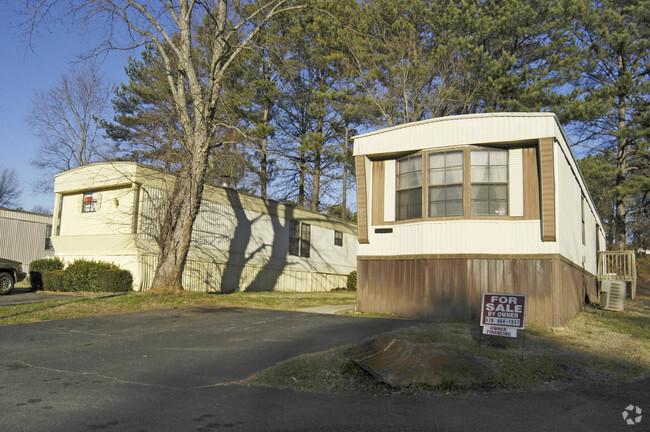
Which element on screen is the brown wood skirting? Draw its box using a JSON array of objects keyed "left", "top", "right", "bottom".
[
  {"left": 355, "top": 156, "right": 369, "bottom": 244},
  {"left": 539, "top": 138, "right": 556, "bottom": 241},
  {"left": 357, "top": 255, "right": 596, "bottom": 327},
  {"left": 372, "top": 160, "right": 385, "bottom": 225}
]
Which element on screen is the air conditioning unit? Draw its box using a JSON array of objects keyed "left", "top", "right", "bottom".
[{"left": 600, "top": 280, "right": 626, "bottom": 311}]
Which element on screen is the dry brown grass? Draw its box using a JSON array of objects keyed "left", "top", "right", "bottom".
[
  {"left": 247, "top": 266, "right": 650, "bottom": 396},
  {"left": 0, "top": 290, "right": 357, "bottom": 325}
]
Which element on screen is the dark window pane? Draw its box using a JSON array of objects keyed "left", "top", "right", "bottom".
[
  {"left": 334, "top": 231, "right": 343, "bottom": 247},
  {"left": 289, "top": 220, "right": 299, "bottom": 256},
  {"left": 472, "top": 201, "right": 490, "bottom": 215},
  {"left": 447, "top": 200, "right": 463, "bottom": 216}
]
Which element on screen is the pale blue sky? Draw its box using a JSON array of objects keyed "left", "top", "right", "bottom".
[{"left": 0, "top": 2, "right": 131, "bottom": 213}]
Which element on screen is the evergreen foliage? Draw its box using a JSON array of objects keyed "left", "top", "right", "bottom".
[
  {"left": 96, "top": 269, "right": 134, "bottom": 292},
  {"left": 97, "top": 0, "right": 647, "bottom": 249},
  {"left": 63, "top": 259, "right": 118, "bottom": 292},
  {"left": 42, "top": 270, "right": 65, "bottom": 291},
  {"left": 29, "top": 257, "right": 65, "bottom": 291},
  {"left": 347, "top": 271, "right": 357, "bottom": 291}
]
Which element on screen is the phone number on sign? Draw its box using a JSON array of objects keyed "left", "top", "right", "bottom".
[{"left": 484, "top": 317, "right": 521, "bottom": 326}]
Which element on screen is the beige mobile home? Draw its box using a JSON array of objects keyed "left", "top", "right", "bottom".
[
  {"left": 0, "top": 208, "right": 54, "bottom": 271},
  {"left": 51, "top": 162, "right": 357, "bottom": 292},
  {"left": 353, "top": 113, "right": 605, "bottom": 326}
]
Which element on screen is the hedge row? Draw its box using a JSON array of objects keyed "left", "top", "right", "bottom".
[
  {"left": 29, "top": 257, "right": 64, "bottom": 290},
  {"left": 30, "top": 258, "right": 133, "bottom": 293}
]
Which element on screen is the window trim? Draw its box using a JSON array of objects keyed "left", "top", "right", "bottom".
[
  {"left": 469, "top": 148, "right": 509, "bottom": 217},
  {"left": 395, "top": 154, "right": 423, "bottom": 221},
  {"left": 45, "top": 224, "right": 53, "bottom": 250},
  {"left": 428, "top": 150, "right": 464, "bottom": 218},
  {"left": 334, "top": 230, "right": 343, "bottom": 247},
  {"left": 82, "top": 191, "right": 99, "bottom": 213},
  {"left": 391, "top": 146, "right": 514, "bottom": 223},
  {"left": 289, "top": 220, "right": 311, "bottom": 258}
]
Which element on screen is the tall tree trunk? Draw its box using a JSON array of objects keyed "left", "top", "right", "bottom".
[
  {"left": 311, "top": 157, "right": 320, "bottom": 212},
  {"left": 298, "top": 149, "right": 306, "bottom": 207},
  {"left": 614, "top": 53, "right": 628, "bottom": 250},
  {"left": 151, "top": 133, "right": 210, "bottom": 291},
  {"left": 260, "top": 106, "right": 270, "bottom": 198}
]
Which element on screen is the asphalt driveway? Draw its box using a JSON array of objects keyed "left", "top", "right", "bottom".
[
  {"left": 0, "top": 287, "right": 87, "bottom": 305},
  {"left": 0, "top": 306, "right": 646, "bottom": 431}
]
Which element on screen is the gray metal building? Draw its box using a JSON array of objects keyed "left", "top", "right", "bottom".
[{"left": 0, "top": 208, "right": 54, "bottom": 272}]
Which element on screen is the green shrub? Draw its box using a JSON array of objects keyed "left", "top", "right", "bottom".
[
  {"left": 42, "top": 270, "right": 65, "bottom": 291},
  {"left": 96, "top": 269, "right": 134, "bottom": 292},
  {"left": 63, "top": 259, "right": 117, "bottom": 292},
  {"left": 29, "top": 257, "right": 65, "bottom": 290},
  {"left": 346, "top": 270, "right": 357, "bottom": 291}
]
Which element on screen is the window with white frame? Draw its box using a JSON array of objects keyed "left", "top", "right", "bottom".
[
  {"left": 82, "top": 191, "right": 99, "bottom": 213},
  {"left": 428, "top": 151, "right": 464, "bottom": 217},
  {"left": 470, "top": 149, "right": 508, "bottom": 216},
  {"left": 289, "top": 221, "right": 311, "bottom": 258},
  {"left": 45, "top": 224, "right": 53, "bottom": 250},
  {"left": 334, "top": 230, "right": 343, "bottom": 247},
  {"left": 396, "top": 155, "right": 422, "bottom": 220}
]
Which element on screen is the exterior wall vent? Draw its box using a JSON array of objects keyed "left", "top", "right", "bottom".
[{"left": 600, "top": 280, "right": 626, "bottom": 311}]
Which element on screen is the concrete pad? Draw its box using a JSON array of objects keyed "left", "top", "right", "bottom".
[{"left": 297, "top": 304, "right": 356, "bottom": 314}]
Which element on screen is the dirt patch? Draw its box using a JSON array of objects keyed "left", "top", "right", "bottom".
[
  {"left": 245, "top": 290, "right": 650, "bottom": 396},
  {"left": 345, "top": 337, "right": 501, "bottom": 387}
]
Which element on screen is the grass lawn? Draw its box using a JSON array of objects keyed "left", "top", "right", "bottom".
[
  {"left": 245, "top": 291, "right": 649, "bottom": 395},
  {"left": 4, "top": 257, "right": 649, "bottom": 396},
  {"left": 0, "top": 290, "right": 356, "bottom": 326}
]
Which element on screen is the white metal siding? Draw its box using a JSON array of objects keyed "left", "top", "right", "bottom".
[
  {"left": 359, "top": 219, "right": 558, "bottom": 257},
  {"left": 384, "top": 160, "right": 396, "bottom": 222},
  {"left": 509, "top": 148, "right": 524, "bottom": 217},
  {"left": 59, "top": 187, "right": 135, "bottom": 236},
  {"left": 554, "top": 141, "right": 599, "bottom": 274},
  {"left": 52, "top": 162, "right": 357, "bottom": 292},
  {"left": 0, "top": 209, "right": 54, "bottom": 270},
  {"left": 354, "top": 113, "right": 559, "bottom": 156}
]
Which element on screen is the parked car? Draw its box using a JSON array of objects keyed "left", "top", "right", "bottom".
[{"left": 0, "top": 258, "right": 27, "bottom": 295}]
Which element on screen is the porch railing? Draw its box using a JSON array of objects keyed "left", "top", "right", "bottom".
[{"left": 597, "top": 251, "right": 637, "bottom": 299}]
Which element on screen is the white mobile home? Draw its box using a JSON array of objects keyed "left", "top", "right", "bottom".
[
  {"left": 353, "top": 113, "right": 605, "bottom": 326},
  {"left": 0, "top": 208, "right": 54, "bottom": 271},
  {"left": 51, "top": 162, "right": 357, "bottom": 292}
]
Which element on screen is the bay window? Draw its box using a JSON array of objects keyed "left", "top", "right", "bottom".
[{"left": 393, "top": 147, "right": 511, "bottom": 221}]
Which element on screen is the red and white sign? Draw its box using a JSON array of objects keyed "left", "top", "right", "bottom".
[{"left": 480, "top": 293, "right": 527, "bottom": 332}]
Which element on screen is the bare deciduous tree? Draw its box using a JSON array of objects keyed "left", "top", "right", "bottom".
[
  {"left": 23, "top": 0, "right": 307, "bottom": 292},
  {"left": 0, "top": 168, "right": 21, "bottom": 209},
  {"left": 28, "top": 61, "right": 113, "bottom": 191}
]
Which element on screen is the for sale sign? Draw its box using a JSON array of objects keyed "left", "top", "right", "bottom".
[{"left": 480, "top": 293, "right": 527, "bottom": 336}]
